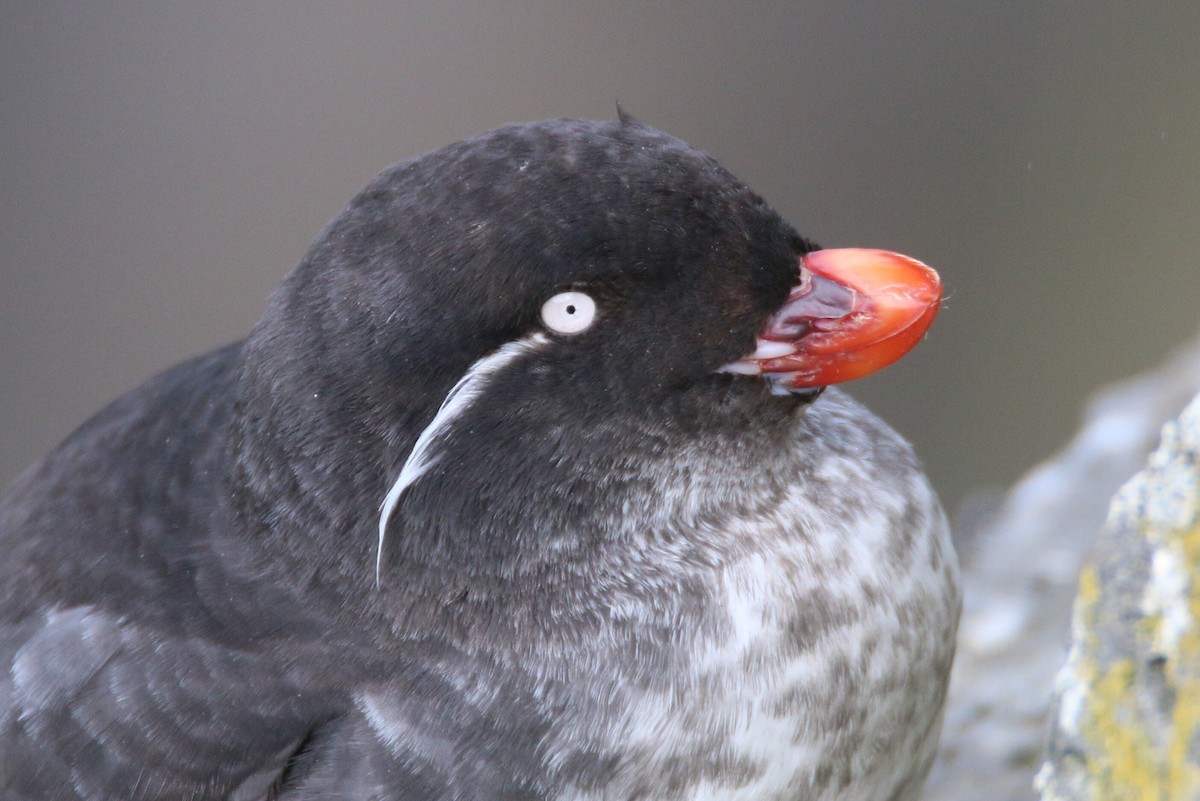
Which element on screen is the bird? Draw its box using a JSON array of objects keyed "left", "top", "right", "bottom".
[{"left": 0, "top": 114, "right": 959, "bottom": 801}]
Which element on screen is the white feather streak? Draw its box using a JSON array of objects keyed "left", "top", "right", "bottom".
[{"left": 376, "top": 333, "right": 548, "bottom": 586}]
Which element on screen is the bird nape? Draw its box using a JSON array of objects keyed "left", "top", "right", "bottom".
[{"left": 0, "top": 116, "right": 959, "bottom": 801}]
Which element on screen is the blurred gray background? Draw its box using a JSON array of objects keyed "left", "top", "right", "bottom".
[{"left": 3, "top": 3, "right": 1198, "bottom": 514}]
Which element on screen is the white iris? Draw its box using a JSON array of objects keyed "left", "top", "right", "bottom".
[{"left": 540, "top": 291, "right": 596, "bottom": 334}]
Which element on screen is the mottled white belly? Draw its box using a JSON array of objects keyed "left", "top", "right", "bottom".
[{"left": 553, "top": 487, "right": 958, "bottom": 801}]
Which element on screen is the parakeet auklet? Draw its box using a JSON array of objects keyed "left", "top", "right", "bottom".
[{"left": 0, "top": 115, "right": 959, "bottom": 801}]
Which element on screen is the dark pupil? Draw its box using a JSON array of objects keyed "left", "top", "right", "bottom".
[{"left": 565, "top": 304, "right": 576, "bottom": 314}]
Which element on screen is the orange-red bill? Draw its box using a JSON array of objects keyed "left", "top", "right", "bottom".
[{"left": 727, "top": 248, "right": 941, "bottom": 390}]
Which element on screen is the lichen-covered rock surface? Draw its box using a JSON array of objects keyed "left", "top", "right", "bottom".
[
  {"left": 1037, "top": 394, "right": 1200, "bottom": 800},
  {"left": 923, "top": 331, "right": 1200, "bottom": 801}
]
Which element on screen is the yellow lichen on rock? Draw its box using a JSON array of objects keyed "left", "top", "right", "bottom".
[
  {"left": 1085, "top": 659, "right": 1160, "bottom": 801},
  {"left": 1165, "top": 525, "right": 1200, "bottom": 798},
  {"left": 1039, "top": 396, "right": 1200, "bottom": 801}
]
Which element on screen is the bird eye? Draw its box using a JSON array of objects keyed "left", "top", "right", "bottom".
[{"left": 540, "top": 291, "right": 597, "bottom": 335}]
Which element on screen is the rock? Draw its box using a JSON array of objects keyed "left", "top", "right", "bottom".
[
  {"left": 922, "top": 330, "right": 1200, "bottom": 801},
  {"left": 1036, "top": 394, "right": 1200, "bottom": 799}
]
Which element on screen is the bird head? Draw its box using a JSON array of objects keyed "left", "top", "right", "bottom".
[{"left": 234, "top": 117, "right": 940, "bottom": 592}]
